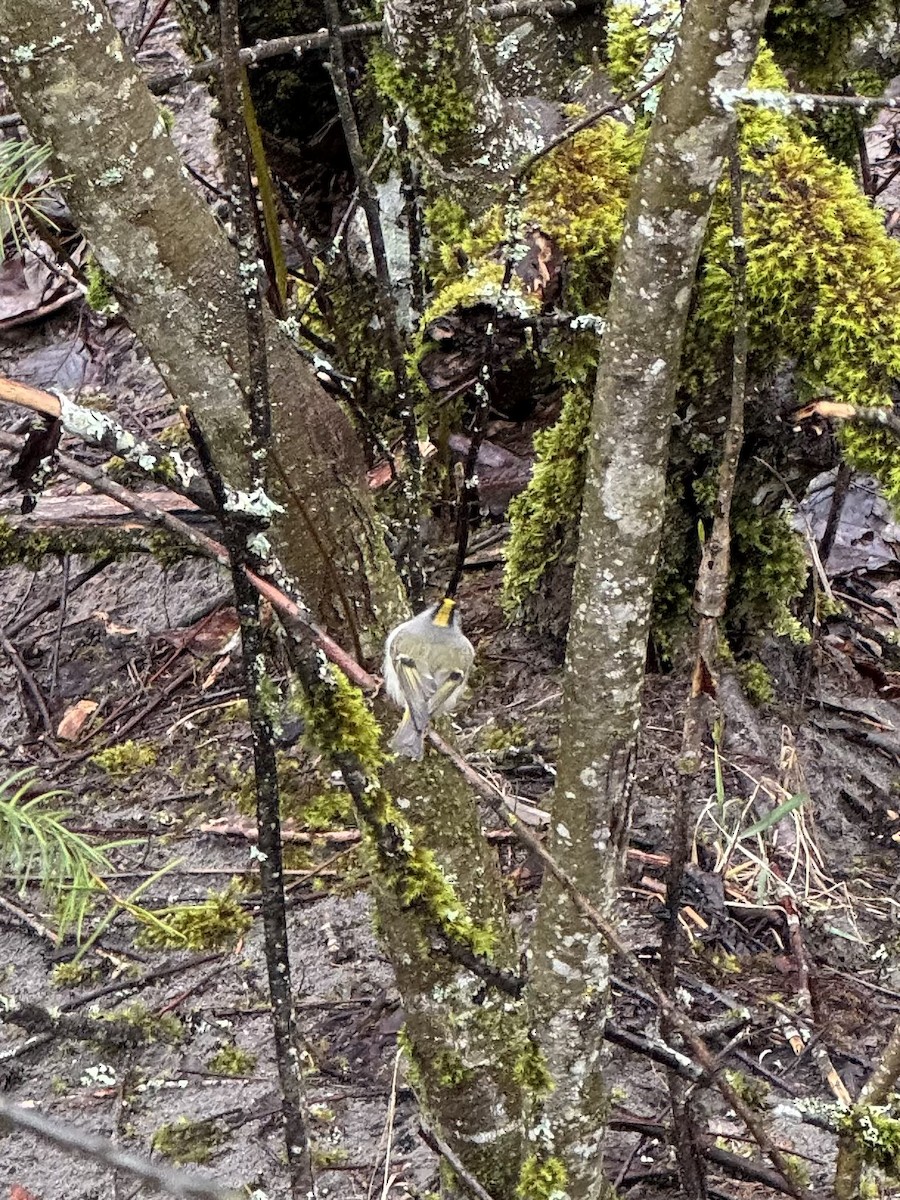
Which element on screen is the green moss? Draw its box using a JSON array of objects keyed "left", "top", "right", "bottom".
[
  {"left": 152, "top": 1116, "right": 227, "bottom": 1165},
  {"left": 52, "top": 961, "right": 100, "bottom": 987},
  {"left": 736, "top": 660, "right": 775, "bottom": 706},
  {"left": 300, "top": 665, "right": 387, "bottom": 774},
  {"left": 495, "top": 45, "right": 900, "bottom": 641},
  {"left": 0, "top": 518, "right": 52, "bottom": 569},
  {"left": 146, "top": 529, "right": 190, "bottom": 567},
  {"left": 502, "top": 386, "right": 590, "bottom": 618},
  {"left": 766, "top": 0, "right": 892, "bottom": 85},
  {"left": 479, "top": 722, "right": 528, "bottom": 753},
  {"left": 605, "top": 3, "right": 648, "bottom": 91},
  {"left": 516, "top": 1154, "right": 568, "bottom": 1200},
  {"left": 724, "top": 1068, "right": 771, "bottom": 1110},
  {"left": 104, "top": 1002, "right": 183, "bottom": 1044},
  {"left": 370, "top": 40, "right": 475, "bottom": 156},
  {"left": 156, "top": 420, "right": 190, "bottom": 448},
  {"left": 838, "top": 1100, "right": 900, "bottom": 1176},
  {"left": 729, "top": 510, "right": 809, "bottom": 643},
  {"left": 84, "top": 257, "right": 119, "bottom": 316},
  {"left": 842, "top": 424, "right": 900, "bottom": 511},
  {"left": 357, "top": 786, "right": 496, "bottom": 958},
  {"left": 434, "top": 1049, "right": 475, "bottom": 1086},
  {"left": 135, "top": 882, "right": 252, "bottom": 951},
  {"left": 90, "top": 740, "right": 157, "bottom": 778},
  {"left": 208, "top": 1045, "right": 257, "bottom": 1076},
  {"left": 312, "top": 1145, "right": 349, "bottom": 1168},
  {"left": 512, "top": 1036, "right": 554, "bottom": 1095}
]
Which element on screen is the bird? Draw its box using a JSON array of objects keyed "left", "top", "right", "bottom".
[{"left": 383, "top": 598, "right": 475, "bottom": 760}]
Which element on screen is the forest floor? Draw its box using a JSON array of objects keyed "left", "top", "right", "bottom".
[{"left": 0, "top": 492, "right": 899, "bottom": 1200}]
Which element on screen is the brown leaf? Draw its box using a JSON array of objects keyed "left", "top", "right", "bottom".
[{"left": 56, "top": 698, "right": 99, "bottom": 741}]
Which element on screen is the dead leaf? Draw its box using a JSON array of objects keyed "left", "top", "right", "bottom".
[{"left": 56, "top": 698, "right": 99, "bottom": 741}]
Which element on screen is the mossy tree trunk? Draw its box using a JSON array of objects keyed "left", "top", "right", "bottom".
[
  {"left": 382, "top": 0, "right": 558, "bottom": 201},
  {"left": 524, "top": 1, "right": 771, "bottom": 1195}
]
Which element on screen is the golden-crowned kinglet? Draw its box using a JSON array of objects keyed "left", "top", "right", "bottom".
[{"left": 383, "top": 598, "right": 475, "bottom": 760}]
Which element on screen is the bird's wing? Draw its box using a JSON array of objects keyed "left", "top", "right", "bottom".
[
  {"left": 428, "top": 669, "right": 465, "bottom": 717},
  {"left": 392, "top": 653, "right": 434, "bottom": 732}
]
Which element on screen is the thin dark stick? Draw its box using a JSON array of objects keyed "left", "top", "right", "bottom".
[
  {"left": 49, "top": 551, "right": 69, "bottom": 697},
  {"left": 419, "top": 1125, "right": 496, "bottom": 1200},
  {"left": 184, "top": 408, "right": 313, "bottom": 1197},
  {"left": 0, "top": 628, "right": 52, "bottom": 731},
  {"left": 660, "top": 770, "right": 707, "bottom": 1197},
  {"left": 816, "top": 460, "right": 852, "bottom": 573},
  {"left": 0, "top": 1095, "right": 235, "bottom": 1200},
  {"left": 196, "top": 10, "right": 312, "bottom": 1194},
  {"left": 324, "top": 0, "right": 424, "bottom": 607}
]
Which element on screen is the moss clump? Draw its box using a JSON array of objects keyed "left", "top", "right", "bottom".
[
  {"left": 725, "top": 1068, "right": 771, "bottom": 1110},
  {"left": 84, "top": 258, "right": 120, "bottom": 316},
  {"left": 838, "top": 1101, "right": 900, "bottom": 1176},
  {"left": 301, "top": 665, "right": 387, "bottom": 774},
  {"left": 512, "top": 1036, "right": 554, "bottom": 1095},
  {"left": 605, "top": 2, "right": 648, "bottom": 91},
  {"left": 103, "top": 1003, "right": 183, "bottom": 1044},
  {"left": 729, "top": 510, "right": 809, "bottom": 643},
  {"left": 0, "top": 518, "right": 52, "bottom": 569},
  {"left": 156, "top": 419, "right": 190, "bottom": 448},
  {"left": 311, "top": 1144, "right": 349, "bottom": 1168},
  {"left": 766, "top": 0, "right": 892, "bottom": 85},
  {"left": 502, "top": 386, "right": 590, "bottom": 618},
  {"left": 52, "top": 961, "right": 101, "bottom": 987},
  {"left": 370, "top": 40, "right": 475, "bottom": 156},
  {"left": 208, "top": 1045, "right": 257, "bottom": 1076},
  {"left": 842, "top": 424, "right": 900, "bottom": 512},
  {"left": 434, "top": 1049, "right": 475, "bottom": 1087},
  {"left": 736, "top": 660, "right": 775, "bottom": 707},
  {"left": 151, "top": 1116, "right": 227, "bottom": 1165},
  {"left": 90, "top": 740, "right": 157, "bottom": 778},
  {"left": 516, "top": 1154, "right": 568, "bottom": 1200},
  {"left": 136, "top": 882, "right": 251, "bottom": 951}
]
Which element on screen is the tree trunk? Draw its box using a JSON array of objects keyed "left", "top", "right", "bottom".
[{"left": 525, "top": 1, "right": 771, "bottom": 1195}]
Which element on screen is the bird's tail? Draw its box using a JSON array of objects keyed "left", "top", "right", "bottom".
[{"left": 390, "top": 708, "right": 426, "bottom": 760}]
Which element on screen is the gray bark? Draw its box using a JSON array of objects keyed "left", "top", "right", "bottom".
[
  {"left": 526, "top": 0, "right": 771, "bottom": 1195},
  {"left": 383, "top": 0, "right": 555, "bottom": 193}
]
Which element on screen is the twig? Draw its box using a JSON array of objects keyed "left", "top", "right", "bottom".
[
  {"left": 324, "top": 0, "right": 423, "bottom": 607},
  {"left": 419, "top": 1125, "right": 496, "bottom": 1200},
  {"left": 380, "top": 1049, "right": 402, "bottom": 1200},
  {"left": 720, "top": 87, "right": 900, "bottom": 113},
  {"left": 0, "top": 1095, "right": 236, "bottom": 1200},
  {"left": 684, "top": 136, "right": 750, "bottom": 757},
  {"left": 144, "top": 1, "right": 599, "bottom": 94},
  {"left": 0, "top": 627, "right": 52, "bottom": 732},
  {"left": 184, "top": 405, "right": 314, "bottom": 1196}
]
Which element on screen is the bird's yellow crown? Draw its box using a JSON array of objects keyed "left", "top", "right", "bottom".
[{"left": 433, "top": 598, "right": 456, "bottom": 627}]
